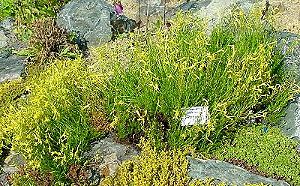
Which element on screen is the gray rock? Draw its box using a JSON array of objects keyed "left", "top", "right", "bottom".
[
  {"left": 0, "top": 17, "right": 26, "bottom": 84},
  {"left": 0, "top": 49, "right": 12, "bottom": 59},
  {"left": 81, "top": 137, "right": 139, "bottom": 184},
  {"left": 139, "top": 0, "right": 163, "bottom": 7},
  {"left": 4, "top": 151, "right": 26, "bottom": 167},
  {"left": 0, "top": 165, "right": 19, "bottom": 186},
  {"left": 281, "top": 96, "right": 300, "bottom": 140},
  {"left": 140, "top": 0, "right": 165, "bottom": 18},
  {"left": 0, "top": 30, "right": 8, "bottom": 49},
  {"left": 296, "top": 144, "right": 300, "bottom": 153},
  {"left": 167, "top": 0, "right": 212, "bottom": 16},
  {"left": 0, "top": 172, "right": 10, "bottom": 186},
  {"left": 188, "top": 157, "right": 289, "bottom": 186},
  {"left": 0, "top": 55, "right": 25, "bottom": 83},
  {"left": 0, "top": 18, "right": 14, "bottom": 30},
  {"left": 1, "top": 165, "right": 18, "bottom": 175},
  {"left": 136, "top": 0, "right": 261, "bottom": 32},
  {"left": 145, "top": 0, "right": 162, "bottom": 6},
  {"left": 57, "top": 0, "right": 113, "bottom": 47},
  {"left": 277, "top": 32, "right": 300, "bottom": 81},
  {"left": 0, "top": 151, "right": 24, "bottom": 186},
  {"left": 277, "top": 32, "right": 300, "bottom": 140},
  {"left": 168, "top": 0, "right": 261, "bottom": 30},
  {"left": 84, "top": 137, "right": 138, "bottom": 161}
]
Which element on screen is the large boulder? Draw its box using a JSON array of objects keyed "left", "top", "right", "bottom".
[
  {"left": 282, "top": 97, "right": 300, "bottom": 140},
  {"left": 185, "top": 0, "right": 258, "bottom": 16},
  {"left": 125, "top": 0, "right": 261, "bottom": 30},
  {"left": 0, "top": 18, "right": 13, "bottom": 49},
  {"left": 0, "top": 17, "right": 14, "bottom": 31},
  {"left": 277, "top": 32, "right": 300, "bottom": 82},
  {"left": 188, "top": 157, "right": 289, "bottom": 186},
  {"left": 168, "top": 0, "right": 261, "bottom": 29},
  {"left": 67, "top": 137, "right": 139, "bottom": 185},
  {"left": 0, "top": 55, "right": 25, "bottom": 83},
  {"left": 0, "top": 18, "right": 25, "bottom": 83},
  {"left": 278, "top": 32, "right": 300, "bottom": 140},
  {"left": 57, "top": 0, "right": 113, "bottom": 47}
]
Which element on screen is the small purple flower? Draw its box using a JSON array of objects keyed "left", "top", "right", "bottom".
[{"left": 114, "top": 2, "right": 124, "bottom": 16}]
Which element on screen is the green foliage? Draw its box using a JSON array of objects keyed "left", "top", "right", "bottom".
[
  {"left": 0, "top": 79, "right": 27, "bottom": 156},
  {"left": 10, "top": 167, "right": 54, "bottom": 186},
  {"left": 0, "top": 79, "right": 26, "bottom": 112},
  {"left": 0, "top": 0, "right": 69, "bottom": 42},
  {"left": 101, "top": 139, "right": 267, "bottom": 186},
  {"left": 0, "top": 5, "right": 298, "bottom": 185},
  {"left": 93, "top": 9, "right": 297, "bottom": 150},
  {"left": 0, "top": 59, "right": 104, "bottom": 183},
  {"left": 101, "top": 138, "right": 193, "bottom": 186},
  {"left": 214, "top": 125, "right": 300, "bottom": 185},
  {"left": 10, "top": 174, "right": 36, "bottom": 186},
  {"left": 0, "top": 0, "right": 68, "bottom": 24}
]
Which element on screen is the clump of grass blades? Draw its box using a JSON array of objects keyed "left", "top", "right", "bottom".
[
  {"left": 0, "top": 59, "right": 103, "bottom": 183},
  {"left": 94, "top": 8, "right": 297, "bottom": 150}
]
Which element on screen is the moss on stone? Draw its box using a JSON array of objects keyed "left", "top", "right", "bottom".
[{"left": 214, "top": 125, "right": 300, "bottom": 185}]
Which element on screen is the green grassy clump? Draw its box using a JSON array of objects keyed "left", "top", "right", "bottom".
[
  {"left": 214, "top": 125, "right": 300, "bottom": 185},
  {"left": 0, "top": 58, "right": 105, "bottom": 183},
  {"left": 93, "top": 9, "right": 297, "bottom": 150}
]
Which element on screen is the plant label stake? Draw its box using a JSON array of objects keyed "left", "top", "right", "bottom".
[{"left": 181, "top": 106, "right": 209, "bottom": 126}]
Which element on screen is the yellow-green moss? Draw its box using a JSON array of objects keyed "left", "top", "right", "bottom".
[
  {"left": 101, "top": 139, "right": 268, "bottom": 186},
  {"left": 214, "top": 125, "right": 300, "bottom": 185}
]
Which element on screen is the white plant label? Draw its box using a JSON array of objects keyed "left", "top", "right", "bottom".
[{"left": 181, "top": 106, "right": 209, "bottom": 126}]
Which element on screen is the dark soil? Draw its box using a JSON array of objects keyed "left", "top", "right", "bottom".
[{"left": 227, "top": 158, "right": 288, "bottom": 183}]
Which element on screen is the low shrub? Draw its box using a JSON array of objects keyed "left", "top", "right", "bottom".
[
  {"left": 93, "top": 8, "right": 297, "bottom": 150},
  {"left": 0, "top": 58, "right": 104, "bottom": 183},
  {"left": 101, "top": 138, "right": 193, "bottom": 186},
  {"left": 213, "top": 125, "right": 300, "bottom": 185},
  {"left": 26, "top": 18, "right": 79, "bottom": 65},
  {"left": 9, "top": 174, "right": 36, "bottom": 186}
]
